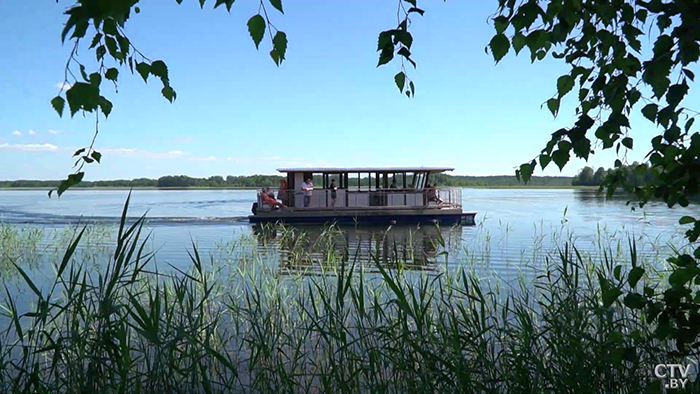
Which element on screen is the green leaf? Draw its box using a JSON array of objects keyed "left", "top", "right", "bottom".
[
  {"left": 91, "top": 151, "right": 102, "bottom": 163},
  {"left": 394, "top": 72, "right": 406, "bottom": 92},
  {"left": 602, "top": 287, "right": 623, "bottom": 307},
  {"left": 98, "top": 96, "right": 113, "bottom": 117},
  {"left": 551, "top": 148, "right": 570, "bottom": 170},
  {"left": 683, "top": 68, "right": 695, "bottom": 81},
  {"left": 51, "top": 96, "right": 65, "bottom": 117},
  {"left": 103, "top": 18, "right": 118, "bottom": 35},
  {"left": 61, "top": 13, "right": 78, "bottom": 43},
  {"left": 89, "top": 33, "right": 103, "bottom": 49},
  {"left": 247, "top": 15, "right": 266, "bottom": 49},
  {"left": 269, "top": 0, "right": 283, "bottom": 14},
  {"left": 556, "top": 75, "right": 574, "bottom": 97},
  {"left": 79, "top": 64, "right": 89, "bottom": 82},
  {"left": 635, "top": 9, "right": 647, "bottom": 22},
  {"left": 407, "top": 7, "right": 424, "bottom": 15},
  {"left": 105, "top": 36, "right": 119, "bottom": 58},
  {"left": 518, "top": 161, "right": 535, "bottom": 183},
  {"left": 669, "top": 268, "right": 695, "bottom": 287},
  {"left": 578, "top": 88, "right": 590, "bottom": 102},
  {"left": 150, "top": 60, "right": 169, "bottom": 84},
  {"left": 105, "top": 68, "right": 118, "bottom": 81},
  {"left": 680, "top": 216, "right": 696, "bottom": 225},
  {"left": 135, "top": 62, "right": 150, "bottom": 83},
  {"left": 270, "top": 49, "right": 280, "bottom": 65},
  {"left": 162, "top": 86, "right": 176, "bottom": 103},
  {"left": 214, "top": 0, "right": 236, "bottom": 11},
  {"left": 623, "top": 292, "right": 645, "bottom": 309},
  {"left": 488, "top": 34, "right": 510, "bottom": 63},
  {"left": 641, "top": 104, "right": 658, "bottom": 122},
  {"left": 65, "top": 82, "right": 100, "bottom": 117},
  {"left": 82, "top": 156, "right": 94, "bottom": 164},
  {"left": 666, "top": 83, "right": 688, "bottom": 107},
  {"left": 546, "top": 98, "right": 559, "bottom": 116},
  {"left": 512, "top": 33, "right": 526, "bottom": 54},
  {"left": 96, "top": 45, "right": 107, "bottom": 61},
  {"left": 394, "top": 30, "right": 413, "bottom": 49},
  {"left": 627, "top": 89, "right": 641, "bottom": 105},
  {"left": 628, "top": 267, "right": 645, "bottom": 287},
  {"left": 377, "top": 31, "right": 393, "bottom": 51},
  {"left": 56, "top": 172, "right": 84, "bottom": 197},
  {"left": 71, "top": 20, "right": 89, "bottom": 40},
  {"left": 539, "top": 154, "right": 551, "bottom": 170},
  {"left": 493, "top": 16, "right": 509, "bottom": 34},
  {"left": 377, "top": 45, "right": 394, "bottom": 67},
  {"left": 272, "top": 31, "right": 287, "bottom": 65},
  {"left": 622, "top": 137, "right": 633, "bottom": 149},
  {"left": 614, "top": 265, "right": 622, "bottom": 280},
  {"left": 73, "top": 148, "right": 86, "bottom": 157},
  {"left": 409, "top": 81, "right": 415, "bottom": 96},
  {"left": 89, "top": 72, "right": 101, "bottom": 87}
]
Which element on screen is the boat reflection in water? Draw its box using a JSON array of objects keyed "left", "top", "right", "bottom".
[{"left": 251, "top": 223, "right": 463, "bottom": 276}]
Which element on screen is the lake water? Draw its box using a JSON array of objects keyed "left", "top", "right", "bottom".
[{"left": 1, "top": 188, "right": 696, "bottom": 284}]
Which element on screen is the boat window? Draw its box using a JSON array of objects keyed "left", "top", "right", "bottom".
[
  {"left": 413, "top": 172, "right": 427, "bottom": 189},
  {"left": 348, "top": 173, "right": 360, "bottom": 190},
  {"left": 324, "top": 173, "right": 341, "bottom": 189}
]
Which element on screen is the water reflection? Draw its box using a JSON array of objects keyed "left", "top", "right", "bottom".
[{"left": 252, "top": 223, "right": 464, "bottom": 275}]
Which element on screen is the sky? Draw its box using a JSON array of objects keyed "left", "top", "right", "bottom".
[{"left": 0, "top": 1, "right": 694, "bottom": 180}]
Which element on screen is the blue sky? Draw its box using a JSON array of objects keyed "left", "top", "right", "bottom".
[{"left": 0, "top": 1, "right": 690, "bottom": 180}]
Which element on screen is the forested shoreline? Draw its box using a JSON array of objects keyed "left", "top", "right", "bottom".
[
  {"left": 3, "top": 166, "right": 654, "bottom": 189},
  {"left": 0, "top": 173, "right": 576, "bottom": 189}
]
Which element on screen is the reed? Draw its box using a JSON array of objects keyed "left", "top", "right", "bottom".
[{"left": 0, "top": 194, "right": 696, "bottom": 393}]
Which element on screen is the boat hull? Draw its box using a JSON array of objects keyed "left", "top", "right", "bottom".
[{"left": 248, "top": 209, "right": 477, "bottom": 226}]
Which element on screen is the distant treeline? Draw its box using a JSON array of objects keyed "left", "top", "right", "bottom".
[
  {"left": 429, "top": 173, "right": 573, "bottom": 187},
  {"left": 1, "top": 173, "right": 576, "bottom": 188},
  {"left": 572, "top": 163, "right": 652, "bottom": 187}
]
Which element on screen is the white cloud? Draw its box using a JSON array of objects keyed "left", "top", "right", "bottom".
[
  {"left": 48, "top": 130, "right": 61, "bottom": 135},
  {"left": 55, "top": 82, "right": 72, "bottom": 90},
  {"left": 12, "top": 131, "right": 22, "bottom": 137},
  {"left": 28, "top": 130, "right": 36, "bottom": 135},
  {"left": 0, "top": 143, "right": 59, "bottom": 152},
  {"left": 189, "top": 155, "right": 217, "bottom": 162},
  {"left": 168, "top": 150, "right": 183, "bottom": 155}
]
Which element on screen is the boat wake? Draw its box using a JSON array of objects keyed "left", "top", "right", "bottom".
[{"left": 0, "top": 210, "right": 250, "bottom": 226}]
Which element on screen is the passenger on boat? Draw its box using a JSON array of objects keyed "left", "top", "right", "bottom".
[
  {"left": 260, "top": 187, "right": 285, "bottom": 209},
  {"left": 277, "top": 179, "right": 288, "bottom": 205},
  {"left": 390, "top": 178, "right": 398, "bottom": 188},
  {"left": 426, "top": 183, "right": 444, "bottom": 205},
  {"left": 330, "top": 179, "right": 338, "bottom": 207},
  {"left": 301, "top": 178, "right": 313, "bottom": 208}
]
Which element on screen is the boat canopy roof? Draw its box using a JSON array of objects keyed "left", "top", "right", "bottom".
[{"left": 276, "top": 167, "right": 454, "bottom": 174}]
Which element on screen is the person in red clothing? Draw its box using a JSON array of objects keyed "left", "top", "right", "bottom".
[{"left": 260, "top": 187, "right": 285, "bottom": 209}]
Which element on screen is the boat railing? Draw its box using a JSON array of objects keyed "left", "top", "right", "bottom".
[{"left": 257, "top": 187, "right": 463, "bottom": 211}]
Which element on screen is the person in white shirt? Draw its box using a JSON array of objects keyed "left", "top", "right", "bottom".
[{"left": 301, "top": 178, "right": 313, "bottom": 207}]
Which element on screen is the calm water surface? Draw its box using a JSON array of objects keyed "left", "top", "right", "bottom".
[{"left": 0, "top": 188, "right": 697, "bottom": 284}]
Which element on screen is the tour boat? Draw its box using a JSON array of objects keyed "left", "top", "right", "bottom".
[{"left": 248, "top": 167, "right": 477, "bottom": 225}]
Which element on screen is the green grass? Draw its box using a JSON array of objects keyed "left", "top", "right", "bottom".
[{"left": 0, "top": 195, "right": 697, "bottom": 393}]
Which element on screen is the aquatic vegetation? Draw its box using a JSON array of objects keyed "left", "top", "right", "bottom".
[
  {"left": 0, "top": 223, "right": 44, "bottom": 277},
  {"left": 0, "top": 197, "right": 697, "bottom": 393}
]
